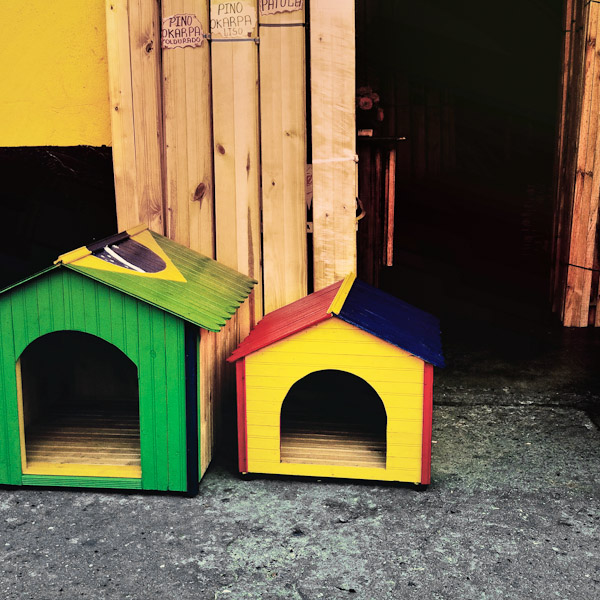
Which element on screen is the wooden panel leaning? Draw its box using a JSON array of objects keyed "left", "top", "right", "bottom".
[
  {"left": 563, "top": 2, "right": 600, "bottom": 326},
  {"left": 211, "top": 0, "right": 263, "bottom": 340},
  {"left": 105, "top": 0, "right": 165, "bottom": 234},
  {"left": 310, "top": 0, "right": 357, "bottom": 290},
  {"left": 162, "top": 0, "right": 215, "bottom": 257},
  {"left": 259, "top": 2, "right": 308, "bottom": 313}
]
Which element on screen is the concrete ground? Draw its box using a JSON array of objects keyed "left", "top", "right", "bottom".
[{"left": 1, "top": 317, "right": 600, "bottom": 599}]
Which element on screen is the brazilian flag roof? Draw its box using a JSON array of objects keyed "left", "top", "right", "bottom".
[{"left": 3, "top": 224, "right": 256, "bottom": 332}]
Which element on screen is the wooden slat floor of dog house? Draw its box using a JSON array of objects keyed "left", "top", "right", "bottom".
[
  {"left": 280, "top": 421, "right": 386, "bottom": 469},
  {"left": 24, "top": 406, "right": 141, "bottom": 475}
]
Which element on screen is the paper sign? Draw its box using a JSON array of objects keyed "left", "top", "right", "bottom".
[
  {"left": 259, "top": 0, "right": 304, "bottom": 16},
  {"left": 161, "top": 14, "right": 204, "bottom": 49},
  {"left": 211, "top": 2, "right": 257, "bottom": 38},
  {"left": 305, "top": 164, "right": 313, "bottom": 210}
]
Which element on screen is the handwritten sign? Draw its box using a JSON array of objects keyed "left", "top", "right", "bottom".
[
  {"left": 161, "top": 14, "right": 204, "bottom": 49},
  {"left": 211, "top": 1, "right": 257, "bottom": 38},
  {"left": 259, "top": 0, "right": 303, "bottom": 16}
]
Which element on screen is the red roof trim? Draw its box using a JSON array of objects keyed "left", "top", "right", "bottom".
[{"left": 227, "top": 281, "right": 342, "bottom": 362}]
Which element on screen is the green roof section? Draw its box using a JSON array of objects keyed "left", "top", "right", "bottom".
[
  {"left": 0, "top": 226, "right": 256, "bottom": 332},
  {"left": 64, "top": 230, "right": 256, "bottom": 331}
]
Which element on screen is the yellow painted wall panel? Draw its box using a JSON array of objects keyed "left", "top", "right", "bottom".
[
  {"left": 246, "top": 411, "right": 279, "bottom": 427},
  {"left": 244, "top": 318, "right": 426, "bottom": 482},
  {"left": 0, "top": 2, "right": 111, "bottom": 146},
  {"left": 246, "top": 424, "right": 279, "bottom": 439},
  {"left": 246, "top": 460, "right": 421, "bottom": 483}
]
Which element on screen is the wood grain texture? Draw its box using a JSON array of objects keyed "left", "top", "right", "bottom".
[
  {"left": 128, "top": 0, "right": 165, "bottom": 233},
  {"left": 259, "top": 5, "right": 308, "bottom": 313},
  {"left": 162, "top": 0, "right": 214, "bottom": 256},
  {"left": 106, "top": 0, "right": 165, "bottom": 233},
  {"left": 106, "top": 0, "right": 139, "bottom": 230},
  {"left": 563, "top": 3, "right": 600, "bottom": 326},
  {"left": 310, "top": 0, "right": 357, "bottom": 289},
  {"left": 211, "top": 0, "right": 262, "bottom": 339},
  {"left": 243, "top": 318, "right": 424, "bottom": 482}
]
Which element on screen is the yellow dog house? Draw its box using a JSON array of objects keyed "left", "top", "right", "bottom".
[{"left": 228, "top": 274, "right": 444, "bottom": 485}]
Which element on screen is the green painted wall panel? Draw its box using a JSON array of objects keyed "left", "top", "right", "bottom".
[
  {"left": 36, "top": 276, "right": 53, "bottom": 338},
  {"left": 48, "top": 272, "right": 66, "bottom": 332},
  {"left": 0, "top": 268, "right": 190, "bottom": 492},
  {"left": 165, "top": 315, "right": 187, "bottom": 492},
  {"left": 151, "top": 310, "right": 169, "bottom": 491},
  {"left": 22, "top": 475, "right": 143, "bottom": 490},
  {"left": 0, "top": 297, "right": 20, "bottom": 485}
]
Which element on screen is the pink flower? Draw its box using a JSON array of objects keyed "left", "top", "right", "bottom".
[{"left": 358, "top": 96, "right": 373, "bottom": 110}]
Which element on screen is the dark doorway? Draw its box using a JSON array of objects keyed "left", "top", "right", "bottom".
[
  {"left": 280, "top": 370, "right": 387, "bottom": 468},
  {"left": 18, "top": 331, "right": 140, "bottom": 473}
]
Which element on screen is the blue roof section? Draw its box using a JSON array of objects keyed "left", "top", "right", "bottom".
[{"left": 335, "top": 279, "right": 445, "bottom": 368}]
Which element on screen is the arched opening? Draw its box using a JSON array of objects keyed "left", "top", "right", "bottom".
[
  {"left": 17, "top": 331, "right": 140, "bottom": 474},
  {"left": 280, "top": 370, "right": 387, "bottom": 469}
]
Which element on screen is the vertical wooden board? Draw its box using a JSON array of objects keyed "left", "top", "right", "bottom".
[
  {"left": 34, "top": 277, "right": 52, "bottom": 338},
  {"left": 108, "top": 289, "right": 126, "bottom": 350},
  {"left": 81, "top": 279, "right": 100, "bottom": 337},
  {"left": 162, "top": 0, "right": 215, "bottom": 257},
  {"left": 165, "top": 315, "right": 187, "bottom": 491},
  {"left": 128, "top": 0, "right": 165, "bottom": 234},
  {"left": 105, "top": 0, "right": 140, "bottom": 229},
  {"left": 10, "top": 290, "right": 29, "bottom": 359},
  {"left": 48, "top": 274, "right": 66, "bottom": 333},
  {"left": 122, "top": 293, "right": 140, "bottom": 363},
  {"left": 260, "top": 5, "right": 308, "bottom": 312},
  {"left": 212, "top": 0, "right": 262, "bottom": 333},
  {"left": 150, "top": 310, "right": 170, "bottom": 489},
  {"left": 211, "top": 0, "right": 262, "bottom": 338},
  {"left": 199, "top": 328, "right": 217, "bottom": 477},
  {"left": 564, "top": 3, "right": 600, "bottom": 326},
  {"left": 310, "top": 0, "right": 357, "bottom": 290},
  {"left": 0, "top": 303, "right": 21, "bottom": 485},
  {"left": 137, "top": 303, "right": 159, "bottom": 489},
  {"left": 23, "top": 285, "right": 41, "bottom": 345}
]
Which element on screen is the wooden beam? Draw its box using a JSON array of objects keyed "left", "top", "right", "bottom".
[
  {"left": 310, "top": 0, "right": 357, "bottom": 290},
  {"left": 162, "top": 0, "right": 214, "bottom": 256},
  {"left": 106, "top": 0, "right": 165, "bottom": 234},
  {"left": 211, "top": 0, "right": 262, "bottom": 338},
  {"left": 563, "top": 2, "right": 600, "bottom": 326},
  {"left": 259, "top": 3, "right": 308, "bottom": 312},
  {"left": 106, "top": 0, "right": 139, "bottom": 230},
  {"left": 128, "top": 0, "right": 165, "bottom": 233}
]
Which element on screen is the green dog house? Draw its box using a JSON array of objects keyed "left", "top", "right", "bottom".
[{"left": 0, "top": 224, "right": 255, "bottom": 494}]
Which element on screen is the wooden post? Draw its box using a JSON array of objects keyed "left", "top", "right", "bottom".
[
  {"left": 162, "top": 0, "right": 214, "bottom": 257},
  {"left": 211, "top": 0, "right": 262, "bottom": 339},
  {"left": 259, "top": 3, "right": 308, "bottom": 313},
  {"left": 310, "top": 0, "right": 357, "bottom": 290},
  {"left": 563, "top": 2, "right": 600, "bottom": 326},
  {"left": 106, "top": 0, "right": 165, "bottom": 234}
]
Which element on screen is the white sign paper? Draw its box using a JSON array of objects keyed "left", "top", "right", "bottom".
[
  {"left": 259, "top": 0, "right": 304, "bottom": 16},
  {"left": 162, "top": 14, "right": 204, "bottom": 49},
  {"left": 211, "top": 1, "right": 257, "bottom": 38}
]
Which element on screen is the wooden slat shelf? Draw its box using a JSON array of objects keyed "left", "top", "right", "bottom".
[
  {"left": 25, "top": 407, "right": 140, "bottom": 467},
  {"left": 280, "top": 421, "right": 386, "bottom": 469}
]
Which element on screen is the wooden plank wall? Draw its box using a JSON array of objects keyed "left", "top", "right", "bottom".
[
  {"left": 551, "top": 0, "right": 600, "bottom": 326},
  {"left": 105, "top": 0, "right": 165, "bottom": 234},
  {"left": 310, "top": 0, "right": 357, "bottom": 290},
  {"left": 211, "top": 0, "right": 262, "bottom": 337},
  {"left": 259, "top": 4, "right": 308, "bottom": 313},
  {"left": 162, "top": 0, "right": 215, "bottom": 256}
]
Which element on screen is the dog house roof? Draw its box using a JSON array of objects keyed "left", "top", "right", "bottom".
[
  {"left": 1, "top": 225, "right": 256, "bottom": 332},
  {"left": 228, "top": 273, "right": 444, "bottom": 367}
]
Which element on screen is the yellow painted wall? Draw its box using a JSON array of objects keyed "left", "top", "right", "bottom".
[
  {"left": 0, "top": 2, "right": 111, "bottom": 147},
  {"left": 244, "top": 318, "right": 426, "bottom": 483}
]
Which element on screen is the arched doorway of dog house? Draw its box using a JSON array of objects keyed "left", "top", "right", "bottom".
[
  {"left": 280, "top": 370, "right": 387, "bottom": 469},
  {"left": 16, "top": 331, "right": 141, "bottom": 478}
]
